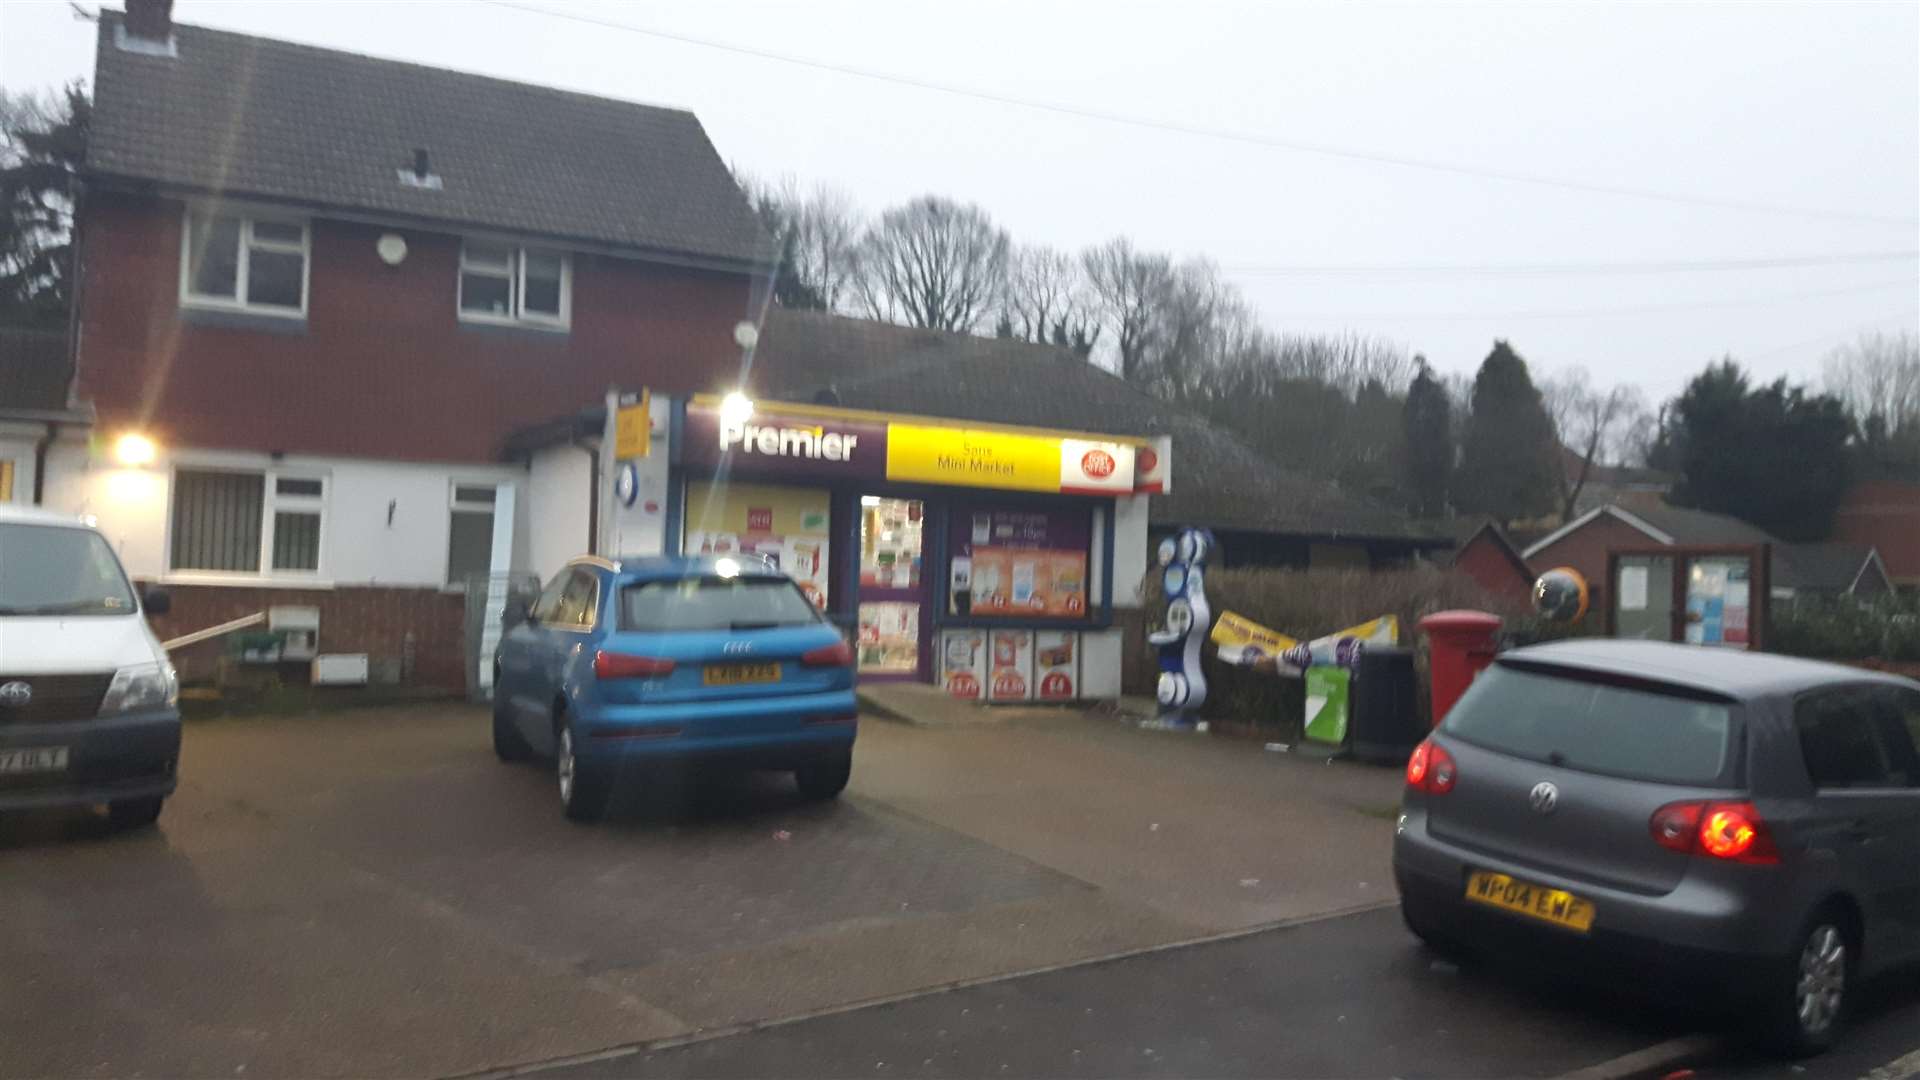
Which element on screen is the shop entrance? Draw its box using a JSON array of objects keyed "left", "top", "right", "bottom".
[{"left": 856, "top": 495, "right": 927, "bottom": 678}]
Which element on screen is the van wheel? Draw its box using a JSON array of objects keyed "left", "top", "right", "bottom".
[
  {"left": 107, "top": 797, "right": 164, "bottom": 831},
  {"left": 556, "top": 721, "right": 610, "bottom": 822},
  {"left": 492, "top": 688, "right": 532, "bottom": 762},
  {"left": 1757, "top": 909, "right": 1853, "bottom": 1057},
  {"left": 795, "top": 753, "right": 852, "bottom": 800}
]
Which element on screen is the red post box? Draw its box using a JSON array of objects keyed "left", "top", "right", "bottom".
[{"left": 1418, "top": 610, "right": 1503, "bottom": 727}]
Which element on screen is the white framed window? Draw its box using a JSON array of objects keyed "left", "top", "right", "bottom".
[
  {"left": 169, "top": 468, "right": 327, "bottom": 576},
  {"left": 447, "top": 483, "right": 498, "bottom": 587},
  {"left": 179, "top": 208, "right": 310, "bottom": 316},
  {"left": 458, "top": 242, "right": 570, "bottom": 328}
]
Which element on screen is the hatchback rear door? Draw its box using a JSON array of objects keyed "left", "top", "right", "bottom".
[{"left": 1428, "top": 660, "right": 1741, "bottom": 896}]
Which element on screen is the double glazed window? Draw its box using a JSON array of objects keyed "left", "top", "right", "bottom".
[
  {"left": 458, "top": 242, "right": 569, "bottom": 326},
  {"left": 447, "top": 484, "right": 498, "bottom": 587},
  {"left": 182, "top": 211, "right": 309, "bottom": 315},
  {"left": 170, "top": 469, "right": 325, "bottom": 575}
]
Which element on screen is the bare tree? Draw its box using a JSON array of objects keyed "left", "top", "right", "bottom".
[
  {"left": 733, "top": 173, "right": 862, "bottom": 312},
  {"left": 1002, "top": 244, "right": 1099, "bottom": 356},
  {"left": 1824, "top": 329, "right": 1920, "bottom": 435},
  {"left": 1541, "top": 368, "right": 1643, "bottom": 522},
  {"left": 1081, "top": 237, "right": 1173, "bottom": 382},
  {"left": 852, "top": 195, "right": 1008, "bottom": 332}
]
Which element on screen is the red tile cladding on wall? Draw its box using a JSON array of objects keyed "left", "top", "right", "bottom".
[
  {"left": 75, "top": 193, "right": 755, "bottom": 463},
  {"left": 1452, "top": 532, "right": 1535, "bottom": 604}
]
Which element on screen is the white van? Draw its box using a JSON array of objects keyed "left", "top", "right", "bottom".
[{"left": 0, "top": 505, "right": 180, "bottom": 828}]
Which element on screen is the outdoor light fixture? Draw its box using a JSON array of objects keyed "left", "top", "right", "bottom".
[
  {"left": 113, "top": 432, "right": 158, "bottom": 467},
  {"left": 719, "top": 391, "right": 754, "bottom": 426},
  {"left": 714, "top": 557, "right": 741, "bottom": 579}
]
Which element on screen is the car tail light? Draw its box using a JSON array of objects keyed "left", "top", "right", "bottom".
[
  {"left": 593, "top": 650, "right": 676, "bottom": 679},
  {"left": 1649, "top": 800, "right": 1779, "bottom": 864},
  {"left": 1406, "top": 738, "right": 1458, "bottom": 794},
  {"left": 802, "top": 640, "right": 855, "bottom": 668}
]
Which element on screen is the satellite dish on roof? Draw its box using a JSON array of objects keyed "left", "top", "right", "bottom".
[
  {"left": 376, "top": 234, "right": 408, "bottom": 266},
  {"left": 733, "top": 321, "right": 759, "bottom": 350}
]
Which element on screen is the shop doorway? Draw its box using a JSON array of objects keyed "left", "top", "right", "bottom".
[{"left": 857, "top": 496, "right": 926, "bottom": 679}]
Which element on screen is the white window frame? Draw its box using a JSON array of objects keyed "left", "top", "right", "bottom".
[
  {"left": 178, "top": 207, "right": 312, "bottom": 318},
  {"left": 164, "top": 465, "right": 330, "bottom": 583},
  {"left": 456, "top": 241, "right": 571, "bottom": 329},
  {"left": 446, "top": 481, "right": 500, "bottom": 588}
]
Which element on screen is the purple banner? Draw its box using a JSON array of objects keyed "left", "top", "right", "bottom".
[{"left": 681, "top": 402, "right": 889, "bottom": 480}]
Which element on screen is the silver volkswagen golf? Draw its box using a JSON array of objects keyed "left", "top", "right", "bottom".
[{"left": 1393, "top": 639, "right": 1920, "bottom": 1057}]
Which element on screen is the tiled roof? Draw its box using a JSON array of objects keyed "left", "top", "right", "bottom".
[
  {"left": 1775, "top": 542, "right": 1883, "bottom": 593},
  {"left": 88, "top": 13, "right": 771, "bottom": 267},
  {"left": 0, "top": 327, "right": 76, "bottom": 415},
  {"left": 751, "top": 310, "right": 1446, "bottom": 544}
]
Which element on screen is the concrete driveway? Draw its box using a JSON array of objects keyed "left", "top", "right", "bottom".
[{"left": 0, "top": 706, "right": 1403, "bottom": 1078}]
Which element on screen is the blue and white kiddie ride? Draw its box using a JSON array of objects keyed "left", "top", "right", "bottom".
[{"left": 1147, "top": 527, "right": 1215, "bottom": 728}]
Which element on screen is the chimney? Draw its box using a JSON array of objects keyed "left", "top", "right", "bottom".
[{"left": 124, "top": 0, "right": 174, "bottom": 42}]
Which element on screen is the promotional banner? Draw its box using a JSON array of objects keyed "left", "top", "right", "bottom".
[
  {"left": 1210, "top": 611, "right": 1399, "bottom": 676},
  {"left": 1033, "top": 630, "right": 1079, "bottom": 700},
  {"left": 988, "top": 629, "right": 1034, "bottom": 702},
  {"left": 940, "top": 628, "right": 988, "bottom": 701},
  {"left": 949, "top": 505, "right": 1091, "bottom": 618},
  {"left": 684, "top": 482, "right": 831, "bottom": 607}
]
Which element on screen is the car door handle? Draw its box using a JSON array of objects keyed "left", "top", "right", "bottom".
[{"left": 1845, "top": 820, "right": 1876, "bottom": 844}]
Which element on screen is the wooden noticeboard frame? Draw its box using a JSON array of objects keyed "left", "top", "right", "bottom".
[{"left": 1605, "top": 544, "right": 1771, "bottom": 650}]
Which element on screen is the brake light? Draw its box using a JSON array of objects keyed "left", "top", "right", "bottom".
[
  {"left": 1649, "top": 800, "right": 1779, "bottom": 864},
  {"left": 801, "top": 639, "right": 855, "bottom": 668},
  {"left": 1406, "top": 739, "right": 1458, "bottom": 794},
  {"left": 593, "top": 650, "right": 676, "bottom": 679}
]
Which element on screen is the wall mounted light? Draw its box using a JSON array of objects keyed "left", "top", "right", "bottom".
[
  {"left": 719, "top": 391, "right": 754, "bottom": 426},
  {"left": 113, "top": 432, "right": 158, "bottom": 467}
]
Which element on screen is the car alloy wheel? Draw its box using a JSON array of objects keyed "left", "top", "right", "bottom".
[
  {"left": 1795, "top": 924, "right": 1846, "bottom": 1036},
  {"left": 557, "top": 727, "right": 577, "bottom": 806}
]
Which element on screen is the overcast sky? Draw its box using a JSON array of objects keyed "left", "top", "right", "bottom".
[{"left": 3, "top": 0, "right": 1915, "bottom": 401}]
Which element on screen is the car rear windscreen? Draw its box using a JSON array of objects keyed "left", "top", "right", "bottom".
[
  {"left": 620, "top": 576, "right": 821, "bottom": 632},
  {"left": 1442, "top": 663, "right": 1734, "bottom": 785}
]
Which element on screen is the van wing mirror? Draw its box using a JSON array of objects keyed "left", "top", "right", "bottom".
[
  {"left": 142, "top": 586, "right": 172, "bottom": 616},
  {"left": 505, "top": 595, "right": 533, "bottom": 626}
]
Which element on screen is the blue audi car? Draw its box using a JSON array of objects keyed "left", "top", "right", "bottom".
[{"left": 491, "top": 554, "right": 858, "bottom": 821}]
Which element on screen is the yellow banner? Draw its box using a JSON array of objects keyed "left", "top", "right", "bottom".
[
  {"left": 885, "top": 423, "right": 1065, "bottom": 493},
  {"left": 614, "top": 390, "right": 651, "bottom": 460},
  {"left": 1210, "top": 611, "right": 1299, "bottom": 657}
]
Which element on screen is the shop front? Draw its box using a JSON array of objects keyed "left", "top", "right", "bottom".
[{"left": 668, "top": 394, "right": 1167, "bottom": 701}]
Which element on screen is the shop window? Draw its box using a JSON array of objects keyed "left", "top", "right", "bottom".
[
  {"left": 948, "top": 504, "right": 1090, "bottom": 619},
  {"left": 447, "top": 483, "right": 498, "bottom": 587},
  {"left": 170, "top": 468, "right": 325, "bottom": 574},
  {"left": 684, "top": 482, "right": 830, "bottom": 608},
  {"left": 859, "top": 497, "right": 923, "bottom": 590},
  {"left": 181, "top": 210, "right": 309, "bottom": 315}
]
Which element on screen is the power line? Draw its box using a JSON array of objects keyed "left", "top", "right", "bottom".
[
  {"left": 486, "top": 0, "right": 1920, "bottom": 229},
  {"left": 1220, "top": 250, "right": 1920, "bottom": 278},
  {"left": 1262, "top": 277, "right": 1918, "bottom": 323}
]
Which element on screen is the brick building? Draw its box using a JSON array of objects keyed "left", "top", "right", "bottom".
[{"left": 46, "top": 2, "right": 768, "bottom": 688}]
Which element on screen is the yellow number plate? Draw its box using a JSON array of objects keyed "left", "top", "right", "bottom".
[
  {"left": 1465, "top": 871, "right": 1595, "bottom": 933},
  {"left": 703, "top": 663, "right": 781, "bottom": 687}
]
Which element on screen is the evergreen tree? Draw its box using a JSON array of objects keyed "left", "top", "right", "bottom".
[
  {"left": 0, "top": 83, "right": 89, "bottom": 326},
  {"left": 1401, "top": 356, "right": 1452, "bottom": 517},
  {"left": 1454, "top": 341, "right": 1559, "bottom": 525},
  {"left": 1666, "top": 359, "right": 1853, "bottom": 541}
]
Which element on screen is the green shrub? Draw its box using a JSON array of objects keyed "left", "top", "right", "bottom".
[{"left": 1772, "top": 594, "right": 1920, "bottom": 660}]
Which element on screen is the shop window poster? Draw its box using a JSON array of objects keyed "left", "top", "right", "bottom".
[
  {"left": 685, "top": 482, "right": 832, "bottom": 608},
  {"left": 949, "top": 505, "right": 1091, "bottom": 618},
  {"left": 1033, "top": 630, "right": 1078, "bottom": 700},
  {"left": 989, "top": 630, "right": 1034, "bottom": 701},
  {"left": 941, "top": 628, "right": 988, "bottom": 700}
]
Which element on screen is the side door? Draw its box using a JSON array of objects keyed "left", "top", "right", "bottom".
[
  {"left": 1791, "top": 686, "right": 1918, "bottom": 967},
  {"left": 526, "top": 567, "right": 602, "bottom": 756},
  {"left": 500, "top": 570, "right": 571, "bottom": 739}
]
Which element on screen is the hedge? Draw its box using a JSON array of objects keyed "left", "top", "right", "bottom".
[{"left": 1770, "top": 594, "right": 1920, "bottom": 662}]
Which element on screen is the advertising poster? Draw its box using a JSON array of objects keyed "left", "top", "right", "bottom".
[
  {"left": 684, "top": 482, "right": 831, "bottom": 608},
  {"left": 940, "top": 628, "right": 988, "bottom": 701},
  {"left": 1723, "top": 564, "right": 1752, "bottom": 647},
  {"left": 1685, "top": 560, "right": 1729, "bottom": 645},
  {"left": 949, "top": 505, "right": 1091, "bottom": 618},
  {"left": 1304, "top": 666, "right": 1351, "bottom": 746},
  {"left": 988, "top": 630, "right": 1034, "bottom": 702},
  {"left": 1033, "top": 630, "right": 1079, "bottom": 700}
]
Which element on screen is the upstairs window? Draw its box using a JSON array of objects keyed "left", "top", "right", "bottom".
[
  {"left": 181, "top": 210, "right": 309, "bottom": 315},
  {"left": 458, "top": 242, "right": 569, "bottom": 328}
]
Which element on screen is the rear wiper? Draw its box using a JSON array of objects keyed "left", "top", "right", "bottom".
[
  {"left": 729, "top": 621, "right": 780, "bottom": 631},
  {"left": 1546, "top": 750, "right": 1568, "bottom": 767}
]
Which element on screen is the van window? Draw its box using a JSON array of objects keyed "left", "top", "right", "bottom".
[
  {"left": 621, "top": 576, "right": 821, "bottom": 632},
  {"left": 1443, "top": 664, "right": 1734, "bottom": 785},
  {"left": 0, "top": 523, "right": 140, "bottom": 617}
]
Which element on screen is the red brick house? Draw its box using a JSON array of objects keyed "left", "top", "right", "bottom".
[
  {"left": 46, "top": 2, "right": 769, "bottom": 687},
  {"left": 1448, "top": 521, "right": 1536, "bottom": 604},
  {"left": 1830, "top": 479, "right": 1920, "bottom": 589}
]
